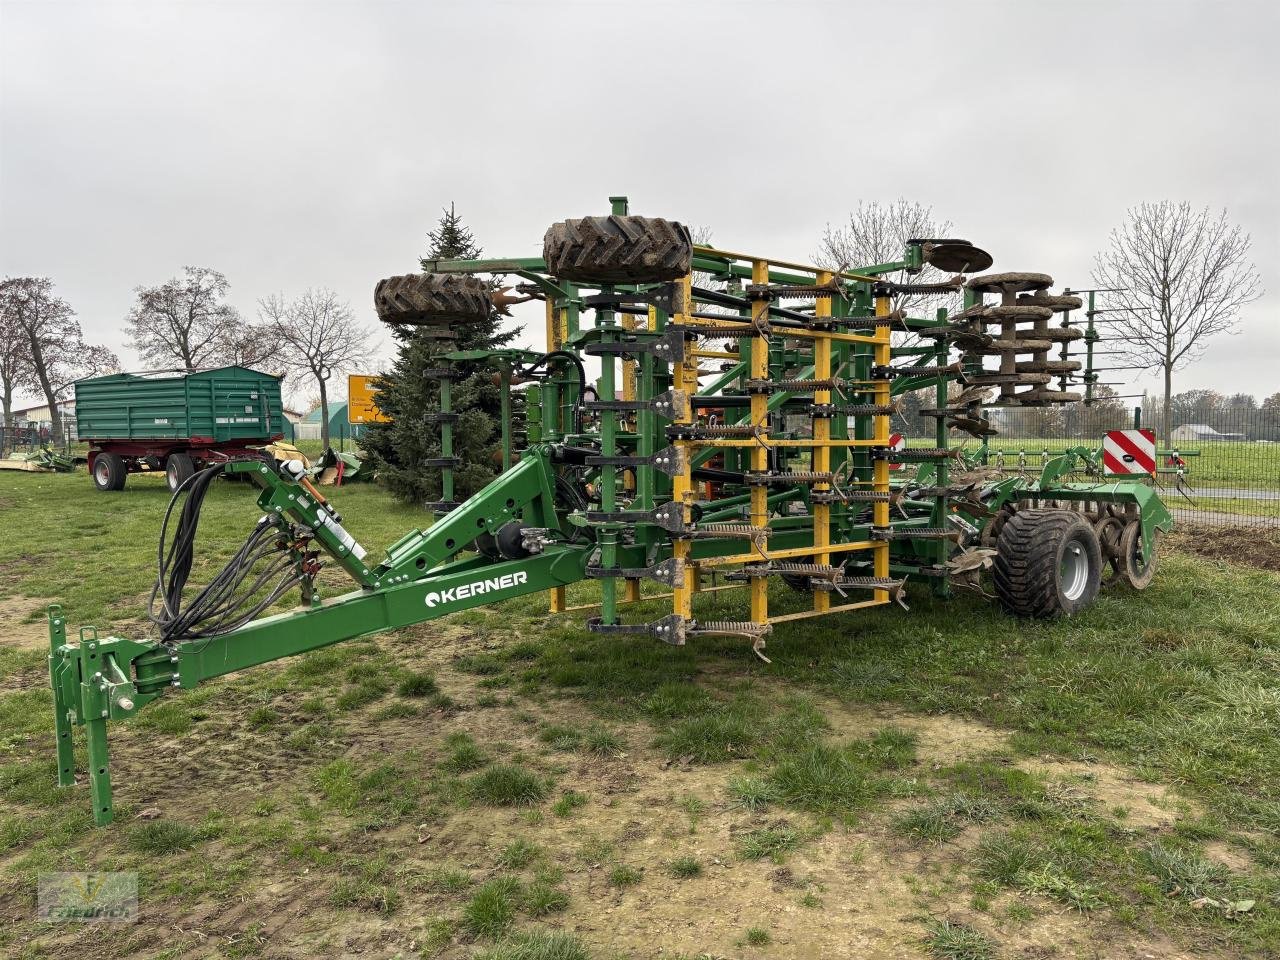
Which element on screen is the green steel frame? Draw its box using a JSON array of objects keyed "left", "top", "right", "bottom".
[{"left": 47, "top": 199, "right": 1173, "bottom": 825}]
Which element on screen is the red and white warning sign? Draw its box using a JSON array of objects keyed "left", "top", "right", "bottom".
[
  {"left": 1103, "top": 429, "right": 1156, "bottom": 475},
  {"left": 889, "top": 433, "right": 907, "bottom": 471}
]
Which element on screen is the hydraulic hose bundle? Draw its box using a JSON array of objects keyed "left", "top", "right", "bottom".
[{"left": 148, "top": 464, "right": 302, "bottom": 644}]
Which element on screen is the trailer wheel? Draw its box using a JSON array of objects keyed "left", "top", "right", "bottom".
[
  {"left": 1118, "top": 521, "right": 1159, "bottom": 590},
  {"left": 993, "top": 508, "right": 1102, "bottom": 618},
  {"left": 373, "top": 273, "right": 492, "bottom": 326},
  {"left": 543, "top": 215, "right": 693, "bottom": 283},
  {"left": 166, "top": 452, "right": 195, "bottom": 493},
  {"left": 92, "top": 453, "right": 127, "bottom": 492}
]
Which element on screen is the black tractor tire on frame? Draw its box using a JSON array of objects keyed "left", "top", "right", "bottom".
[
  {"left": 373, "top": 273, "right": 492, "bottom": 327},
  {"left": 993, "top": 508, "right": 1102, "bottom": 618},
  {"left": 92, "top": 453, "right": 127, "bottom": 492},
  {"left": 166, "top": 452, "right": 196, "bottom": 493},
  {"left": 542, "top": 215, "right": 693, "bottom": 283}
]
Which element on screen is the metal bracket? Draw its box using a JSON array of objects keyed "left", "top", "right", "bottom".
[
  {"left": 583, "top": 327, "right": 689, "bottom": 365},
  {"left": 581, "top": 283, "right": 679, "bottom": 314},
  {"left": 583, "top": 388, "right": 689, "bottom": 421},
  {"left": 587, "top": 613, "right": 687, "bottom": 646},
  {"left": 585, "top": 557, "right": 686, "bottom": 589},
  {"left": 584, "top": 444, "right": 687, "bottom": 478}
]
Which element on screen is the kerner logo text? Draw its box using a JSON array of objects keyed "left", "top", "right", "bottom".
[{"left": 424, "top": 571, "right": 529, "bottom": 608}]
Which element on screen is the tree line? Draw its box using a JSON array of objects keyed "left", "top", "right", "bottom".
[
  {"left": 0, "top": 269, "right": 374, "bottom": 449},
  {"left": 3, "top": 197, "right": 1262, "bottom": 470}
]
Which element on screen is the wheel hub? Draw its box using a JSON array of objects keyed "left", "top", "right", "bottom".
[{"left": 1060, "top": 539, "right": 1089, "bottom": 601}]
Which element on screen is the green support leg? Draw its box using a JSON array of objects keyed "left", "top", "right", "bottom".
[
  {"left": 85, "top": 713, "right": 114, "bottom": 825},
  {"left": 77, "top": 630, "right": 115, "bottom": 825},
  {"left": 47, "top": 606, "right": 75, "bottom": 788}
]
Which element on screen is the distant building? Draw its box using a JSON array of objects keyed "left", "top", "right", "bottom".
[
  {"left": 1170, "top": 423, "right": 1245, "bottom": 442},
  {"left": 294, "top": 402, "right": 365, "bottom": 443},
  {"left": 6, "top": 399, "right": 75, "bottom": 426}
]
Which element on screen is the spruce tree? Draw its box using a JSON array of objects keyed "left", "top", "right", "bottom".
[{"left": 364, "top": 204, "right": 518, "bottom": 503}]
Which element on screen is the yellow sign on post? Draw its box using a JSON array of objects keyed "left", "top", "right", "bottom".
[{"left": 347, "top": 374, "right": 389, "bottom": 424}]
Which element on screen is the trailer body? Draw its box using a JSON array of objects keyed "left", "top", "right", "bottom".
[{"left": 75, "top": 366, "right": 284, "bottom": 490}]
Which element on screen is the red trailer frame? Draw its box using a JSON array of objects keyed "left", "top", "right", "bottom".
[{"left": 88, "top": 435, "right": 281, "bottom": 492}]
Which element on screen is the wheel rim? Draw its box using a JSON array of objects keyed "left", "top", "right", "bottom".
[
  {"left": 1060, "top": 538, "right": 1090, "bottom": 601},
  {"left": 167, "top": 464, "right": 178, "bottom": 487},
  {"left": 95, "top": 460, "right": 109, "bottom": 484}
]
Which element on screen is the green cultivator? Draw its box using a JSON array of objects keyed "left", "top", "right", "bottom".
[{"left": 48, "top": 197, "right": 1171, "bottom": 824}]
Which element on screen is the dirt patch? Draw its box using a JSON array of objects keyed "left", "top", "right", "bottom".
[
  {"left": 1167, "top": 525, "right": 1280, "bottom": 573},
  {"left": 0, "top": 593, "right": 56, "bottom": 649},
  {"left": 1019, "top": 758, "right": 1189, "bottom": 830},
  {"left": 1203, "top": 839, "right": 1255, "bottom": 874},
  {"left": 823, "top": 701, "right": 1011, "bottom": 765}
]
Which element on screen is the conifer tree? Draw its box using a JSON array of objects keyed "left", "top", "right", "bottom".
[{"left": 364, "top": 204, "right": 518, "bottom": 503}]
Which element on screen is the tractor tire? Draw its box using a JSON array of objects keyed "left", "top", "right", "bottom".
[
  {"left": 373, "top": 274, "right": 491, "bottom": 326},
  {"left": 993, "top": 508, "right": 1102, "bottom": 618},
  {"left": 1118, "top": 521, "right": 1159, "bottom": 590},
  {"left": 92, "top": 453, "right": 127, "bottom": 492},
  {"left": 542, "top": 215, "right": 693, "bottom": 283},
  {"left": 166, "top": 452, "right": 195, "bottom": 493}
]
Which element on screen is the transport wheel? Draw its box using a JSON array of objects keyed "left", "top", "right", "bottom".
[
  {"left": 92, "top": 453, "right": 127, "bottom": 492},
  {"left": 374, "top": 273, "right": 491, "bottom": 326},
  {"left": 1118, "top": 521, "right": 1159, "bottom": 590},
  {"left": 166, "top": 452, "right": 195, "bottom": 493},
  {"left": 993, "top": 508, "right": 1102, "bottom": 618},
  {"left": 542, "top": 215, "right": 693, "bottom": 283}
]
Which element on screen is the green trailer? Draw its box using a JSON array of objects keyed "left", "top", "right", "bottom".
[{"left": 75, "top": 366, "right": 285, "bottom": 492}]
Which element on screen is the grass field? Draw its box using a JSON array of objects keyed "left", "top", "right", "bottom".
[
  {"left": 970, "top": 437, "right": 1280, "bottom": 488},
  {"left": 1, "top": 470, "right": 1279, "bottom": 958}
]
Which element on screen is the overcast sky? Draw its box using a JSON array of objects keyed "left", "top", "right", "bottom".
[{"left": 2, "top": 0, "right": 1276, "bottom": 409}]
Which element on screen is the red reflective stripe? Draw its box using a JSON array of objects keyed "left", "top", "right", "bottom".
[
  {"left": 1110, "top": 430, "right": 1155, "bottom": 473},
  {"left": 1103, "top": 450, "right": 1129, "bottom": 474}
]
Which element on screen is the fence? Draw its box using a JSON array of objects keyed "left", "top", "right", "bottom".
[
  {"left": 0, "top": 416, "right": 79, "bottom": 460},
  {"left": 898, "top": 402, "right": 1280, "bottom": 529}
]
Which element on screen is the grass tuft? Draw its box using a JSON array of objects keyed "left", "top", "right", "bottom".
[
  {"left": 496, "top": 838, "right": 542, "bottom": 869},
  {"left": 582, "top": 725, "right": 624, "bottom": 757},
  {"left": 923, "top": 919, "right": 996, "bottom": 960},
  {"left": 473, "top": 930, "right": 590, "bottom": 960},
  {"left": 523, "top": 881, "right": 569, "bottom": 916},
  {"left": 127, "top": 820, "right": 204, "bottom": 854},
  {"left": 769, "top": 742, "right": 877, "bottom": 816},
  {"left": 469, "top": 765, "right": 547, "bottom": 807},
  {"left": 893, "top": 792, "right": 1000, "bottom": 845},
  {"left": 1140, "top": 841, "right": 1228, "bottom": 899},
  {"left": 743, "top": 927, "right": 772, "bottom": 946},
  {"left": 666, "top": 856, "right": 703, "bottom": 879},
  {"left": 396, "top": 671, "right": 439, "bottom": 697},
  {"left": 463, "top": 876, "right": 521, "bottom": 938},
  {"left": 727, "top": 776, "right": 778, "bottom": 812},
  {"left": 737, "top": 824, "right": 805, "bottom": 862},
  {"left": 608, "top": 864, "right": 642, "bottom": 888},
  {"left": 552, "top": 790, "right": 587, "bottom": 818},
  {"left": 441, "top": 731, "right": 488, "bottom": 773}
]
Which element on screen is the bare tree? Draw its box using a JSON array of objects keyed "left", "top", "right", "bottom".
[
  {"left": 1092, "top": 202, "right": 1262, "bottom": 444},
  {"left": 0, "top": 277, "right": 120, "bottom": 443},
  {"left": 126, "top": 266, "right": 263, "bottom": 371},
  {"left": 814, "top": 199, "right": 957, "bottom": 319},
  {"left": 0, "top": 304, "right": 33, "bottom": 436},
  {"left": 259, "top": 289, "right": 374, "bottom": 450}
]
